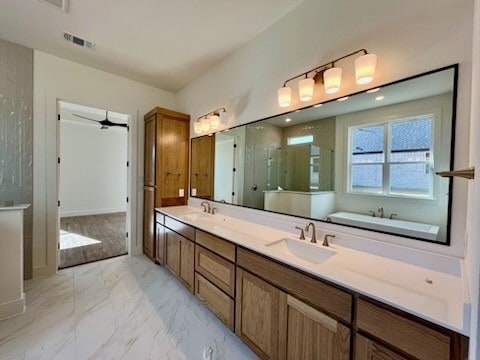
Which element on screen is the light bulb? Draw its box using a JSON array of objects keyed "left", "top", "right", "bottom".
[
  {"left": 201, "top": 117, "right": 210, "bottom": 132},
  {"left": 209, "top": 114, "right": 220, "bottom": 129},
  {"left": 277, "top": 86, "right": 292, "bottom": 107},
  {"left": 323, "top": 67, "right": 342, "bottom": 94},
  {"left": 298, "top": 78, "right": 315, "bottom": 102},
  {"left": 355, "top": 53, "right": 377, "bottom": 85},
  {"left": 194, "top": 121, "right": 202, "bottom": 134}
]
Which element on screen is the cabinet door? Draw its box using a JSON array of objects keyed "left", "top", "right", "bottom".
[
  {"left": 279, "top": 293, "right": 350, "bottom": 360},
  {"left": 157, "top": 115, "right": 189, "bottom": 205},
  {"left": 178, "top": 236, "right": 194, "bottom": 293},
  {"left": 143, "top": 187, "right": 155, "bottom": 260},
  {"left": 155, "top": 223, "right": 165, "bottom": 265},
  {"left": 356, "top": 334, "right": 407, "bottom": 360},
  {"left": 165, "top": 229, "right": 179, "bottom": 276},
  {"left": 235, "top": 268, "right": 280, "bottom": 360},
  {"left": 144, "top": 115, "right": 156, "bottom": 187}
]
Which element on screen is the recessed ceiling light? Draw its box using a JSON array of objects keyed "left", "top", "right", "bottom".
[
  {"left": 285, "top": 118, "right": 291, "bottom": 123},
  {"left": 313, "top": 104, "right": 323, "bottom": 108},
  {"left": 337, "top": 97, "right": 349, "bottom": 102},
  {"left": 375, "top": 95, "right": 385, "bottom": 101},
  {"left": 367, "top": 87, "right": 381, "bottom": 93}
]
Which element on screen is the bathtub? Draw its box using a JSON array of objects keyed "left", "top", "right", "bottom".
[{"left": 327, "top": 211, "right": 439, "bottom": 240}]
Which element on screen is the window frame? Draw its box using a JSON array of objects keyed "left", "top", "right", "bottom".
[{"left": 347, "top": 114, "right": 435, "bottom": 199}]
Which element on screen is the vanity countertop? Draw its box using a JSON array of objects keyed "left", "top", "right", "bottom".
[{"left": 156, "top": 205, "right": 470, "bottom": 336}]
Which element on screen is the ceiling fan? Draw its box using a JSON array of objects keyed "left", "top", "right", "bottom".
[{"left": 72, "top": 110, "right": 128, "bottom": 129}]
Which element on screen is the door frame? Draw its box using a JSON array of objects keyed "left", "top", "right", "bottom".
[{"left": 54, "top": 98, "right": 138, "bottom": 269}]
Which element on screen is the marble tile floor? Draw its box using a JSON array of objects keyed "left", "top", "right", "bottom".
[{"left": 0, "top": 255, "right": 256, "bottom": 360}]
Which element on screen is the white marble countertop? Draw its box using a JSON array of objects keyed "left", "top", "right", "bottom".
[
  {"left": 0, "top": 204, "right": 30, "bottom": 211},
  {"left": 156, "top": 205, "right": 470, "bottom": 336}
]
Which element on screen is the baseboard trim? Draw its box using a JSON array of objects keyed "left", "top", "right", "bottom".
[
  {"left": 0, "top": 293, "right": 26, "bottom": 321},
  {"left": 60, "top": 208, "right": 126, "bottom": 217}
]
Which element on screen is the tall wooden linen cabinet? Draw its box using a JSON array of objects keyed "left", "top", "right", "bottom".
[{"left": 143, "top": 107, "right": 190, "bottom": 261}]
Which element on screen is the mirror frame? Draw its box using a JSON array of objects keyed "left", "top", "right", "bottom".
[{"left": 190, "top": 64, "right": 459, "bottom": 246}]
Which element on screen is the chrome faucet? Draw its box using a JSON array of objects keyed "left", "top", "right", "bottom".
[
  {"left": 377, "top": 206, "right": 384, "bottom": 218},
  {"left": 323, "top": 234, "right": 335, "bottom": 247},
  {"left": 305, "top": 222, "right": 317, "bottom": 243},
  {"left": 200, "top": 201, "right": 211, "bottom": 213}
]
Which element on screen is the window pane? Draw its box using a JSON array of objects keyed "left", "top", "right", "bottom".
[
  {"left": 391, "top": 150, "right": 431, "bottom": 162},
  {"left": 351, "top": 164, "right": 382, "bottom": 193},
  {"left": 390, "top": 163, "right": 430, "bottom": 196},
  {"left": 390, "top": 118, "right": 431, "bottom": 153},
  {"left": 352, "top": 125, "right": 384, "bottom": 163},
  {"left": 287, "top": 134, "right": 313, "bottom": 145}
]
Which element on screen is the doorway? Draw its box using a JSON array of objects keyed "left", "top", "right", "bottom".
[{"left": 57, "top": 101, "right": 130, "bottom": 269}]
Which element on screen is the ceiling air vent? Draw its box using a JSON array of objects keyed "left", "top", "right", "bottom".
[
  {"left": 63, "top": 32, "right": 95, "bottom": 50},
  {"left": 38, "top": 0, "right": 68, "bottom": 12}
]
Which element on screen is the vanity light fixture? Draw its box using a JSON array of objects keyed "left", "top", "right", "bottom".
[
  {"left": 375, "top": 95, "right": 385, "bottom": 101},
  {"left": 313, "top": 103, "right": 323, "bottom": 108},
  {"left": 337, "top": 96, "right": 349, "bottom": 102},
  {"left": 277, "top": 49, "right": 377, "bottom": 107},
  {"left": 367, "top": 87, "right": 381, "bottom": 93},
  {"left": 194, "top": 108, "right": 228, "bottom": 134},
  {"left": 285, "top": 118, "right": 292, "bottom": 123}
]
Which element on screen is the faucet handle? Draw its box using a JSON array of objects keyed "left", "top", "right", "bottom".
[
  {"left": 295, "top": 226, "right": 305, "bottom": 240},
  {"left": 368, "top": 210, "right": 376, "bottom": 217},
  {"left": 211, "top": 207, "right": 218, "bottom": 215},
  {"left": 323, "top": 234, "right": 336, "bottom": 247},
  {"left": 389, "top": 213, "right": 398, "bottom": 220}
]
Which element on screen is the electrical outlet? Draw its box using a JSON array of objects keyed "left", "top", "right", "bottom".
[
  {"left": 179, "top": 188, "right": 185, "bottom": 197},
  {"left": 192, "top": 188, "right": 197, "bottom": 196}
]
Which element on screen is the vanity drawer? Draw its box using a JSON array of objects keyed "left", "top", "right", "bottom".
[
  {"left": 164, "top": 216, "right": 195, "bottom": 241},
  {"left": 195, "top": 245, "right": 235, "bottom": 297},
  {"left": 195, "top": 272, "right": 234, "bottom": 331},
  {"left": 356, "top": 298, "right": 450, "bottom": 360},
  {"left": 195, "top": 230, "right": 236, "bottom": 262},
  {"left": 237, "top": 247, "right": 352, "bottom": 323}
]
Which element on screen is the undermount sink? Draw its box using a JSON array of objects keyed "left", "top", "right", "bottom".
[
  {"left": 182, "top": 212, "right": 211, "bottom": 221},
  {"left": 266, "top": 238, "right": 336, "bottom": 265}
]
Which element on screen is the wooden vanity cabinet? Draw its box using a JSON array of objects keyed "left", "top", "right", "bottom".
[
  {"left": 235, "top": 268, "right": 281, "bottom": 360},
  {"left": 164, "top": 228, "right": 194, "bottom": 293},
  {"left": 356, "top": 335, "right": 408, "bottom": 360},
  {"left": 143, "top": 107, "right": 190, "bottom": 262}
]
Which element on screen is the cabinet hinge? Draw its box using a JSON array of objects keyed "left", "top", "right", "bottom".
[
  {"left": 58, "top": 200, "right": 60, "bottom": 207},
  {"left": 126, "top": 161, "right": 129, "bottom": 167},
  {"left": 126, "top": 197, "right": 129, "bottom": 203},
  {"left": 58, "top": 243, "right": 60, "bottom": 250},
  {"left": 57, "top": 114, "right": 60, "bottom": 121},
  {"left": 57, "top": 157, "right": 61, "bottom": 164},
  {"left": 233, "top": 144, "right": 237, "bottom": 148},
  {"left": 232, "top": 192, "right": 235, "bottom": 196},
  {"left": 126, "top": 232, "right": 129, "bottom": 238},
  {"left": 233, "top": 168, "right": 236, "bottom": 172}
]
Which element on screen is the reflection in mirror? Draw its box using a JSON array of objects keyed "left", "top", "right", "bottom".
[
  {"left": 191, "top": 66, "right": 457, "bottom": 244},
  {"left": 190, "top": 135, "right": 215, "bottom": 200}
]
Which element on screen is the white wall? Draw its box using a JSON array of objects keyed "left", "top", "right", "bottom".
[
  {"left": 59, "top": 120, "right": 127, "bottom": 217},
  {"left": 33, "top": 51, "right": 178, "bottom": 277},
  {"left": 178, "top": 0, "right": 473, "bottom": 258},
  {"left": 466, "top": 0, "right": 480, "bottom": 358}
]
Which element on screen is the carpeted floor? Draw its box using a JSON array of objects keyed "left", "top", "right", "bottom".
[{"left": 59, "top": 212, "right": 127, "bottom": 269}]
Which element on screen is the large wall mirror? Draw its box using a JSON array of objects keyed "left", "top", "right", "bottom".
[{"left": 190, "top": 65, "right": 458, "bottom": 244}]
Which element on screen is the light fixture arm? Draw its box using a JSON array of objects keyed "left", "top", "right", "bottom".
[
  {"left": 196, "top": 107, "right": 227, "bottom": 122},
  {"left": 281, "top": 49, "right": 369, "bottom": 87}
]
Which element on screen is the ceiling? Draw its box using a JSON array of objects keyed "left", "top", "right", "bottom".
[{"left": 0, "top": 0, "right": 303, "bottom": 92}]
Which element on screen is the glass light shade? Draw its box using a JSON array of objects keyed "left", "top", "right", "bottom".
[
  {"left": 194, "top": 121, "right": 202, "bottom": 134},
  {"left": 277, "top": 86, "right": 292, "bottom": 107},
  {"left": 299, "top": 78, "right": 315, "bottom": 102},
  {"left": 355, "top": 53, "right": 377, "bottom": 85},
  {"left": 323, "top": 67, "right": 342, "bottom": 94},
  {"left": 201, "top": 117, "right": 210, "bottom": 132},
  {"left": 219, "top": 111, "right": 228, "bottom": 124},
  {"left": 209, "top": 114, "right": 220, "bottom": 129}
]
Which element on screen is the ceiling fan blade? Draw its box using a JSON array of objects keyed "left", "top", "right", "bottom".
[{"left": 72, "top": 114, "right": 100, "bottom": 123}]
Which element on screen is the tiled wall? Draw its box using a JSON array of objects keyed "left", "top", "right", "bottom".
[{"left": 0, "top": 39, "right": 33, "bottom": 279}]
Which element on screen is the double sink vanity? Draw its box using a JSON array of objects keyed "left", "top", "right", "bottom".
[{"left": 153, "top": 204, "right": 469, "bottom": 360}]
